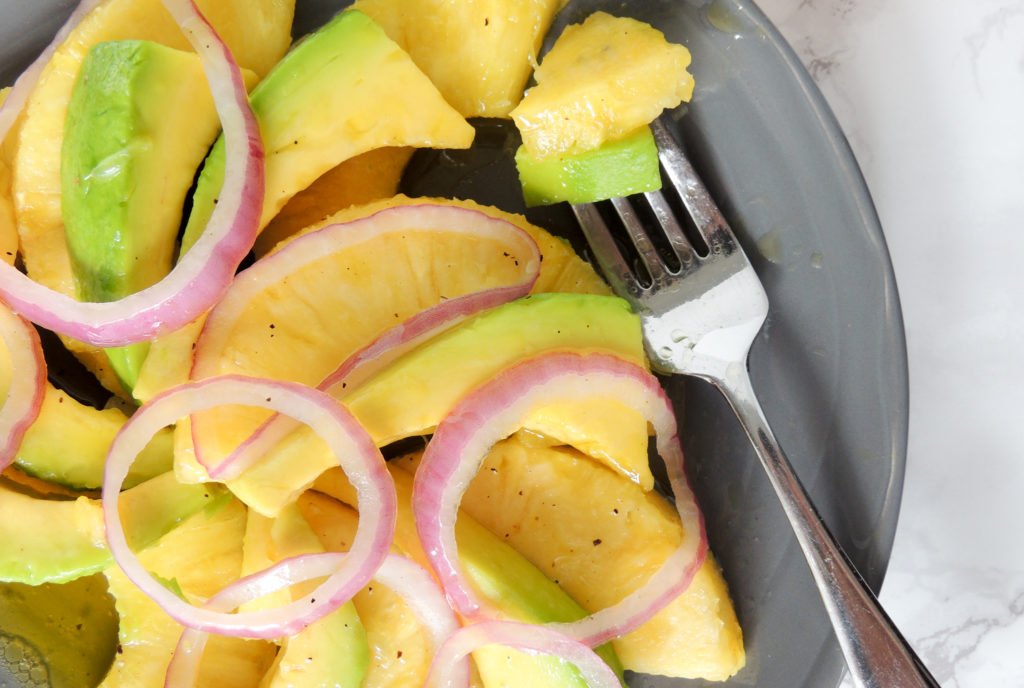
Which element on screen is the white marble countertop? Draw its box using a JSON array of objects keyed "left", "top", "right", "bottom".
[{"left": 755, "top": 1, "right": 1024, "bottom": 685}]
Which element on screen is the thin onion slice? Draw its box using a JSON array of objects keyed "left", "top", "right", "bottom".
[
  {"left": 412, "top": 351, "right": 707, "bottom": 648},
  {"left": 425, "top": 620, "right": 622, "bottom": 688},
  {"left": 101, "top": 375, "right": 396, "bottom": 638},
  {"left": 0, "top": 0, "right": 263, "bottom": 347},
  {"left": 165, "top": 552, "right": 466, "bottom": 687},
  {"left": 0, "top": 304, "right": 45, "bottom": 470},
  {"left": 191, "top": 203, "right": 541, "bottom": 480}
]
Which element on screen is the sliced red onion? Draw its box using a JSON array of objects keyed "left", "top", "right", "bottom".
[
  {"left": 102, "top": 375, "right": 396, "bottom": 638},
  {"left": 0, "top": 304, "right": 45, "bottom": 470},
  {"left": 190, "top": 203, "right": 541, "bottom": 480},
  {"left": 165, "top": 552, "right": 465, "bottom": 688},
  {"left": 425, "top": 620, "right": 622, "bottom": 688},
  {"left": 0, "top": 0, "right": 263, "bottom": 347},
  {"left": 412, "top": 352, "right": 707, "bottom": 648}
]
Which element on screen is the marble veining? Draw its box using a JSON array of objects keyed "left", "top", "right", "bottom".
[{"left": 756, "top": 0, "right": 1024, "bottom": 685}]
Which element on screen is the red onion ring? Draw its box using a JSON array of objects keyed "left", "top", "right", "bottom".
[
  {"left": 412, "top": 351, "right": 707, "bottom": 648},
  {"left": 425, "top": 620, "right": 622, "bottom": 688},
  {"left": 0, "top": 0, "right": 263, "bottom": 347},
  {"left": 165, "top": 552, "right": 466, "bottom": 687},
  {"left": 101, "top": 375, "right": 396, "bottom": 638},
  {"left": 190, "top": 203, "right": 541, "bottom": 480},
  {"left": 0, "top": 304, "right": 45, "bottom": 470}
]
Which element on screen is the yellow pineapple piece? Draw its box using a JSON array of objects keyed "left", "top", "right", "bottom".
[
  {"left": 255, "top": 146, "right": 415, "bottom": 258},
  {"left": 352, "top": 0, "right": 568, "bottom": 117},
  {"left": 455, "top": 432, "right": 746, "bottom": 681},
  {"left": 10, "top": 0, "right": 294, "bottom": 395},
  {"left": 298, "top": 491, "right": 437, "bottom": 688},
  {"left": 99, "top": 499, "right": 278, "bottom": 687},
  {"left": 511, "top": 11, "right": 694, "bottom": 159},
  {"left": 286, "top": 195, "right": 613, "bottom": 297},
  {"left": 137, "top": 193, "right": 614, "bottom": 406}
]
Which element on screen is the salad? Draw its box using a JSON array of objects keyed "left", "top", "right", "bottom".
[{"left": 0, "top": 1, "right": 745, "bottom": 686}]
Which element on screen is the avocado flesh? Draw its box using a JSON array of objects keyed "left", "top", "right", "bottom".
[
  {"left": 179, "top": 8, "right": 474, "bottom": 254},
  {"left": 60, "top": 40, "right": 229, "bottom": 392},
  {"left": 0, "top": 472, "right": 228, "bottom": 585},
  {"left": 397, "top": 465, "right": 626, "bottom": 686},
  {"left": 310, "top": 463, "right": 625, "bottom": 686},
  {"left": 219, "top": 292, "right": 645, "bottom": 517},
  {"left": 515, "top": 125, "right": 661, "bottom": 206},
  {"left": 14, "top": 383, "right": 171, "bottom": 490},
  {"left": 249, "top": 505, "right": 369, "bottom": 688},
  {"left": 99, "top": 499, "right": 278, "bottom": 687}
]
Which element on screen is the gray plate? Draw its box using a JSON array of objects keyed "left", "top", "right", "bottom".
[{"left": 0, "top": 1, "right": 907, "bottom": 687}]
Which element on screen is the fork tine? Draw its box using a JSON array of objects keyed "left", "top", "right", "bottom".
[
  {"left": 570, "top": 202, "right": 640, "bottom": 298},
  {"left": 642, "top": 188, "right": 698, "bottom": 267},
  {"left": 609, "top": 196, "right": 669, "bottom": 284},
  {"left": 650, "top": 118, "right": 737, "bottom": 255}
]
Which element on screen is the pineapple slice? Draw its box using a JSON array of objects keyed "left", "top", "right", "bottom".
[
  {"left": 255, "top": 147, "right": 416, "bottom": 258},
  {"left": 298, "top": 491, "right": 437, "bottom": 688},
  {"left": 352, "top": 0, "right": 568, "bottom": 117},
  {"left": 99, "top": 499, "right": 278, "bottom": 687},
  {"left": 134, "top": 193, "right": 614, "bottom": 406},
  {"left": 511, "top": 11, "right": 695, "bottom": 159},
  {"left": 454, "top": 432, "right": 746, "bottom": 681}
]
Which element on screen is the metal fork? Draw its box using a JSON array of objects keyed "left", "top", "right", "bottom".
[{"left": 572, "top": 118, "right": 939, "bottom": 688}]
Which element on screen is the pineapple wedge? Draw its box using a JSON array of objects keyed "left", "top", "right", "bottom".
[
  {"left": 452, "top": 432, "right": 746, "bottom": 681},
  {"left": 511, "top": 11, "right": 695, "bottom": 159},
  {"left": 352, "top": 0, "right": 568, "bottom": 117}
]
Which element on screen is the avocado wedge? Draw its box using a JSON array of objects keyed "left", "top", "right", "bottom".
[
  {"left": 60, "top": 39, "right": 238, "bottom": 392},
  {"left": 179, "top": 8, "right": 474, "bottom": 254},
  {"left": 0, "top": 472, "right": 228, "bottom": 585},
  {"left": 515, "top": 125, "right": 661, "bottom": 206}
]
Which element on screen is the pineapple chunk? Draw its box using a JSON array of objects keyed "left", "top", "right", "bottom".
[
  {"left": 99, "top": 500, "right": 278, "bottom": 687},
  {"left": 352, "top": 0, "right": 568, "bottom": 117},
  {"left": 511, "top": 11, "right": 695, "bottom": 159},
  {"left": 456, "top": 432, "right": 746, "bottom": 680},
  {"left": 255, "top": 146, "right": 415, "bottom": 258}
]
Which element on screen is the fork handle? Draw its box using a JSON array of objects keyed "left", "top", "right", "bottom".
[{"left": 716, "top": 369, "right": 940, "bottom": 688}]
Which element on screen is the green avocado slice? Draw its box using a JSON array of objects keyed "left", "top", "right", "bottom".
[
  {"left": 14, "top": 383, "right": 172, "bottom": 490},
  {"left": 220, "top": 292, "right": 645, "bottom": 517},
  {"left": 60, "top": 39, "right": 228, "bottom": 392},
  {"left": 0, "top": 472, "right": 229, "bottom": 585},
  {"left": 251, "top": 504, "right": 369, "bottom": 688},
  {"left": 394, "top": 464, "right": 626, "bottom": 686},
  {"left": 514, "top": 125, "right": 661, "bottom": 206}
]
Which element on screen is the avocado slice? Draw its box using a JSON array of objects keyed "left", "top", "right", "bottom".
[
  {"left": 515, "top": 125, "right": 661, "bottom": 206},
  {"left": 217, "top": 292, "right": 646, "bottom": 517},
  {"left": 396, "top": 464, "right": 626, "bottom": 686},
  {"left": 178, "top": 8, "right": 474, "bottom": 254},
  {"left": 0, "top": 472, "right": 229, "bottom": 585},
  {"left": 99, "top": 498, "right": 278, "bottom": 687},
  {"left": 60, "top": 39, "right": 237, "bottom": 392},
  {"left": 14, "top": 383, "right": 172, "bottom": 490},
  {"left": 307, "top": 464, "right": 626, "bottom": 686},
  {"left": 248, "top": 505, "right": 369, "bottom": 688}
]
